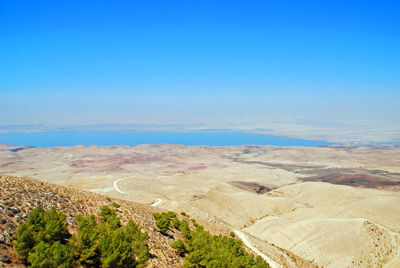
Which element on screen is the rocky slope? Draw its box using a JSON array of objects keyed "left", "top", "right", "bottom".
[{"left": 0, "top": 174, "right": 184, "bottom": 267}]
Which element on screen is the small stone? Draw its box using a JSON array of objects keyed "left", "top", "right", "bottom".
[
  {"left": 6, "top": 212, "right": 14, "bottom": 218},
  {"left": 0, "top": 253, "right": 10, "bottom": 263},
  {"left": 9, "top": 207, "right": 20, "bottom": 214}
]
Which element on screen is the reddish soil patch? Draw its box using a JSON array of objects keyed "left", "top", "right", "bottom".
[
  {"left": 302, "top": 173, "right": 400, "bottom": 189},
  {"left": 69, "top": 154, "right": 162, "bottom": 169},
  {"left": 187, "top": 165, "right": 208, "bottom": 171},
  {"left": 229, "top": 181, "right": 276, "bottom": 194}
]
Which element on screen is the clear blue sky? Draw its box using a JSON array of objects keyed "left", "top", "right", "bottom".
[{"left": 0, "top": 0, "right": 399, "bottom": 137}]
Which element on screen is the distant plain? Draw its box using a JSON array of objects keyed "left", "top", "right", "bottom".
[{"left": 1, "top": 142, "right": 399, "bottom": 267}]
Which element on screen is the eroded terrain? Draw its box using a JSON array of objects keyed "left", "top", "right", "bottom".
[{"left": 1, "top": 143, "right": 400, "bottom": 267}]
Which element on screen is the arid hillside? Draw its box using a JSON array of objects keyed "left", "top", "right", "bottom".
[
  {"left": 0, "top": 174, "right": 186, "bottom": 267},
  {"left": 1, "top": 144, "right": 400, "bottom": 267}
]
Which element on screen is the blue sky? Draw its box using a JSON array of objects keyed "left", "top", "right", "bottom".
[{"left": 0, "top": 0, "right": 399, "bottom": 141}]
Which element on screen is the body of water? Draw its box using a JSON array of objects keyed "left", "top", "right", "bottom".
[{"left": 0, "top": 131, "right": 334, "bottom": 147}]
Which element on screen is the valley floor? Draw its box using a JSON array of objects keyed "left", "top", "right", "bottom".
[{"left": 1, "top": 144, "right": 400, "bottom": 267}]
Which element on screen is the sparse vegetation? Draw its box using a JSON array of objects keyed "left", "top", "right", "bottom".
[
  {"left": 153, "top": 212, "right": 269, "bottom": 267},
  {"left": 153, "top": 211, "right": 177, "bottom": 234},
  {"left": 180, "top": 211, "right": 189, "bottom": 217},
  {"left": 171, "top": 239, "right": 187, "bottom": 256},
  {"left": 14, "top": 205, "right": 149, "bottom": 267},
  {"left": 111, "top": 202, "right": 121, "bottom": 208},
  {"left": 13, "top": 206, "right": 73, "bottom": 266}
]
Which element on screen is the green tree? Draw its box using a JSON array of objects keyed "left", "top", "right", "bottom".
[
  {"left": 156, "top": 216, "right": 171, "bottom": 233},
  {"left": 99, "top": 205, "right": 117, "bottom": 220},
  {"left": 153, "top": 212, "right": 177, "bottom": 234},
  {"left": 99, "top": 205, "right": 121, "bottom": 230},
  {"left": 98, "top": 229, "right": 136, "bottom": 268},
  {"left": 15, "top": 205, "right": 150, "bottom": 267},
  {"left": 124, "top": 220, "right": 149, "bottom": 265},
  {"left": 179, "top": 220, "right": 192, "bottom": 240},
  {"left": 28, "top": 241, "right": 73, "bottom": 268},
  {"left": 40, "top": 208, "right": 69, "bottom": 242},
  {"left": 13, "top": 223, "right": 35, "bottom": 262},
  {"left": 26, "top": 206, "right": 46, "bottom": 231},
  {"left": 167, "top": 217, "right": 269, "bottom": 268},
  {"left": 70, "top": 215, "right": 100, "bottom": 266},
  {"left": 13, "top": 206, "right": 70, "bottom": 265},
  {"left": 97, "top": 219, "right": 149, "bottom": 268},
  {"left": 171, "top": 239, "right": 187, "bottom": 256},
  {"left": 111, "top": 202, "right": 121, "bottom": 208}
]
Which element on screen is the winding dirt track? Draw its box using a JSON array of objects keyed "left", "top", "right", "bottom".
[
  {"left": 113, "top": 177, "right": 280, "bottom": 267},
  {"left": 113, "top": 177, "right": 163, "bottom": 207},
  {"left": 151, "top": 198, "right": 163, "bottom": 207},
  {"left": 113, "top": 177, "right": 129, "bottom": 194},
  {"left": 233, "top": 229, "right": 281, "bottom": 268}
]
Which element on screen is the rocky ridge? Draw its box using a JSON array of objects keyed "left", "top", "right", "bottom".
[{"left": 0, "top": 174, "right": 184, "bottom": 267}]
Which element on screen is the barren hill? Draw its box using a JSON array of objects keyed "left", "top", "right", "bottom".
[
  {"left": 0, "top": 174, "right": 185, "bottom": 267},
  {"left": 1, "top": 144, "right": 400, "bottom": 267}
]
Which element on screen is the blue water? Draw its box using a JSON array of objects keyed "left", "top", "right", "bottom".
[{"left": 0, "top": 131, "right": 334, "bottom": 147}]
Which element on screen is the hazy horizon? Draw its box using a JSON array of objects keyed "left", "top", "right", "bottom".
[{"left": 1, "top": 1, "right": 399, "bottom": 144}]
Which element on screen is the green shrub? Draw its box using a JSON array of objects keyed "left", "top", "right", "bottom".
[
  {"left": 41, "top": 208, "right": 69, "bottom": 242},
  {"left": 98, "top": 205, "right": 121, "bottom": 230},
  {"left": 180, "top": 211, "right": 189, "bottom": 217},
  {"left": 13, "top": 206, "right": 70, "bottom": 265},
  {"left": 98, "top": 228, "right": 137, "bottom": 268},
  {"left": 179, "top": 220, "right": 192, "bottom": 240},
  {"left": 153, "top": 212, "right": 177, "bottom": 234},
  {"left": 15, "top": 205, "right": 149, "bottom": 267},
  {"left": 26, "top": 206, "right": 45, "bottom": 231},
  {"left": 13, "top": 223, "right": 35, "bottom": 262},
  {"left": 99, "top": 205, "right": 117, "bottom": 220},
  {"left": 182, "top": 226, "right": 269, "bottom": 267},
  {"left": 164, "top": 215, "right": 269, "bottom": 268},
  {"left": 73, "top": 207, "right": 149, "bottom": 267},
  {"left": 172, "top": 217, "right": 182, "bottom": 229},
  {"left": 156, "top": 217, "right": 171, "bottom": 233},
  {"left": 96, "top": 218, "right": 149, "bottom": 268},
  {"left": 124, "top": 221, "right": 149, "bottom": 265},
  {"left": 28, "top": 241, "right": 73, "bottom": 268},
  {"left": 111, "top": 202, "right": 121, "bottom": 208},
  {"left": 70, "top": 215, "right": 99, "bottom": 266},
  {"left": 171, "top": 239, "right": 187, "bottom": 256}
]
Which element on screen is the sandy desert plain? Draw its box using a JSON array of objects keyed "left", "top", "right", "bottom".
[{"left": 1, "top": 143, "right": 400, "bottom": 267}]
